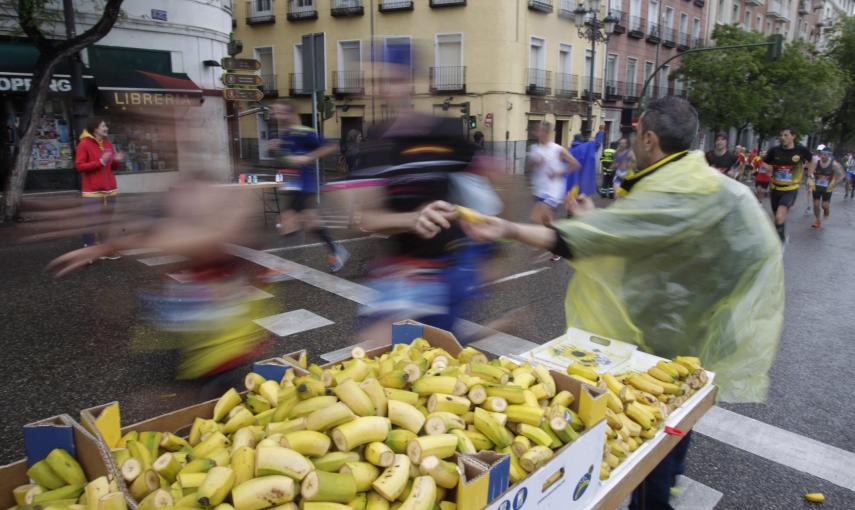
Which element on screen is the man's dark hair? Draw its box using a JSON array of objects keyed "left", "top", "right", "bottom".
[
  {"left": 781, "top": 127, "right": 796, "bottom": 136},
  {"left": 640, "top": 97, "right": 698, "bottom": 153},
  {"left": 715, "top": 132, "right": 727, "bottom": 141}
]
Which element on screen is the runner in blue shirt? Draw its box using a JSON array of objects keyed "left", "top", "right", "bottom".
[{"left": 270, "top": 102, "right": 348, "bottom": 272}]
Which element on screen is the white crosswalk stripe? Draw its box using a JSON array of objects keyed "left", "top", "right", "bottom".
[
  {"left": 254, "top": 309, "right": 334, "bottom": 337},
  {"left": 119, "top": 248, "right": 162, "bottom": 256},
  {"left": 138, "top": 254, "right": 188, "bottom": 266}
]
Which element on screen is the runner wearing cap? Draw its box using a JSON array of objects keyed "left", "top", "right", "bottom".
[{"left": 809, "top": 147, "right": 844, "bottom": 229}]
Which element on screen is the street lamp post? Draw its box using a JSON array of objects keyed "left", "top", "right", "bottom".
[{"left": 573, "top": 0, "right": 617, "bottom": 139}]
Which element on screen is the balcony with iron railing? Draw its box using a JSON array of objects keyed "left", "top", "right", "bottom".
[
  {"left": 528, "top": 0, "right": 553, "bottom": 13},
  {"left": 379, "top": 0, "right": 413, "bottom": 11},
  {"left": 798, "top": 0, "right": 810, "bottom": 14},
  {"left": 429, "top": 66, "right": 466, "bottom": 94},
  {"left": 647, "top": 22, "right": 661, "bottom": 43},
  {"left": 555, "top": 73, "right": 579, "bottom": 97},
  {"left": 261, "top": 73, "right": 278, "bottom": 96},
  {"left": 331, "top": 0, "right": 364, "bottom": 16},
  {"left": 526, "top": 68, "right": 551, "bottom": 95},
  {"left": 246, "top": 0, "right": 275, "bottom": 24},
  {"left": 289, "top": 73, "right": 312, "bottom": 96},
  {"left": 610, "top": 10, "right": 627, "bottom": 34},
  {"left": 623, "top": 82, "right": 639, "bottom": 102},
  {"left": 628, "top": 16, "right": 645, "bottom": 38},
  {"left": 582, "top": 76, "right": 603, "bottom": 99},
  {"left": 287, "top": 1, "right": 317, "bottom": 20},
  {"left": 430, "top": 0, "right": 466, "bottom": 7},
  {"left": 332, "top": 70, "right": 364, "bottom": 96},
  {"left": 662, "top": 27, "right": 677, "bottom": 47},
  {"left": 604, "top": 80, "right": 622, "bottom": 101},
  {"left": 677, "top": 31, "right": 690, "bottom": 50},
  {"left": 692, "top": 37, "right": 703, "bottom": 48}
]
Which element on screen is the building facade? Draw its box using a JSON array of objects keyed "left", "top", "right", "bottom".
[
  {"left": 704, "top": 0, "right": 854, "bottom": 46},
  {"left": 601, "top": 0, "right": 706, "bottom": 142},
  {"left": 233, "top": 0, "right": 613, "bottom": 174},
  {"left": 0, "top": 0, "right": 232, "bottom": 192}
]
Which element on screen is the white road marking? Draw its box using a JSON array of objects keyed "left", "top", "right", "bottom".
[
  {"left": 254, "top": 309, "right": 334, "bottom": 337},
  {"left": 242, "top": 286, "right": 274, "bottom": 301},
  {"left": 263, "top": 236, "right": 371, "bottom": 253},
  {"left": 475, "top": 267, "right": 549, "bottom": 289},
  {"left": 617, "top": 476, "right": 722, "bottom": 510},
  {"left": 120, "top": 248, "right": 162, "bottom": 256},
  {"left": 694, "top": 405, "right": 855, "bottom": 491},
  {"left": 138, "top": 254, "right": 188, "bottom": 266},
  {"left": 228, "top": 244, "right": 376, "bottom": 304},
  {"left": 167, "top": 272, "right": 195, "bottom": 283}
]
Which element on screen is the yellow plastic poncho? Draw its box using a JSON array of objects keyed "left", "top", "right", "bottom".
[{"left": 554, "top": 150, "right": 784, "bottom": 403}]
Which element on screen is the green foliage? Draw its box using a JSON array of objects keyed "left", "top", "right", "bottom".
[
  {"left": 823, "top": 16, "right": 855, "bottom": 149},
  {"left": 676, "top": 24, "right": 845, "bottom": 140}
]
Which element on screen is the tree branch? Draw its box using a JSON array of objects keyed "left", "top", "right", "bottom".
[
  {"left": 53, "top": 0, "right": 123, "bottom": 57},
  {"left": 17, "top": 0, "right": 55, "bottom": 54}
]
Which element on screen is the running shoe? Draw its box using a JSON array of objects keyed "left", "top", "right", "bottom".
[
  {"left": 550, "top": 254, "right": 562, "bottom": 262},
  {"left": 328, "top": 246, "right": 350, "bottom": 272}
]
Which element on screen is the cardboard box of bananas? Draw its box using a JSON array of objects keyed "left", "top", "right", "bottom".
[
  {"left": 565, "top": 356, "right": 709, "bottom": 481},
  {"left": 101, "top": 338, "right": 598, "bottom": 510},
  {"left": 5, "top": 448, "right": 128, "bottom": 510}
]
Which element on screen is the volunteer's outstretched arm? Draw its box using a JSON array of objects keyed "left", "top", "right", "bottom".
[{"left": 415, "top": 197, "right": 595, "bottom": 253}]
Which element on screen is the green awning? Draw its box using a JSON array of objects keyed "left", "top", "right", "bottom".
[{"left": 0, "top": 41, "right": 94, "bottom": 93}]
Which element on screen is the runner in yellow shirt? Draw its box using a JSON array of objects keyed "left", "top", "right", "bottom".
[{"left": 762, "top": 128, "right": 813, "bottom": 244}]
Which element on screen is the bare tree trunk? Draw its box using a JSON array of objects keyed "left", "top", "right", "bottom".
[
  {"left": 2, "top": 0, "right": 124, "bottom": 222},
  {"left": 4, "top": 56, "right": 59, "bottom": 221}
]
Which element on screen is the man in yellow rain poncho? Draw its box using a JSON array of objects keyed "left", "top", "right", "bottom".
[{"left": 413, "top": 96, "right": 784, "bottom": 509}]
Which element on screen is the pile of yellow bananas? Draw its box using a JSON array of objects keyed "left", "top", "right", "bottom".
[
  {"left": 109, "top": 339, "right": 586, "bottom": 510},
  {"left": 566, "top": 356, "right": 708, "bottom": 480},
  {"left": 11, "top": 448, "right": 126, "bottom": 510}
]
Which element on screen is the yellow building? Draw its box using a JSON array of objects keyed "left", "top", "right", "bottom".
[{"left": 234, "top": 0, "right": 606, "bottom": 173}]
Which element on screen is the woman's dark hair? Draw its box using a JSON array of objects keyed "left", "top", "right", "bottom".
[
  {"left": 84, "top": 117, "right": 106, "bottom": 135},
  {"left": 640, "top": 97, "right": 698, "bottom": 153}
]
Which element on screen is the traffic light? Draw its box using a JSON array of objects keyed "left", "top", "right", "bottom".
[
  {"left": 461, "top": 101, "right": 470, "bottom": 116},
  {"left": 469, "top": 116, "right": 477, "bottom": 129},
  {"left": 766, "top": 34, "right": 784, "bottom": 61}
]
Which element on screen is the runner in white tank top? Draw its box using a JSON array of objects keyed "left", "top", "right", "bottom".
[
  {"left": 528, "top": 121, "right": 579, "bottom": 224},
  {"left": 527, "top": 121, "right": 579, "bottom": 261}
]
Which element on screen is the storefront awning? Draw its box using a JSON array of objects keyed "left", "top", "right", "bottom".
[
  {"left": 95, "top": 69, "right": 203, "bottom": 107},
  {"left": 0, "top": 41, "right": 94, "bottom": 94}
]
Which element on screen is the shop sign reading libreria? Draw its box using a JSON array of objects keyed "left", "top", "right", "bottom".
[{"left": 101, "top": 90, "right": 201, "bottom": 107}]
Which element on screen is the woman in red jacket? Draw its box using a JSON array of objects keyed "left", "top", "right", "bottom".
[{"left": 75, "top": 117, "right": 124, "bottom": 257}]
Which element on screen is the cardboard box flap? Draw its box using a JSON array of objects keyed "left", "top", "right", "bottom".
[
  {"left": 80, "top": 401, "right": 121, "bottom": 450},
  {"left": 391, "top": 320, "right": 465, "bottom": 355},
  {"left": 252, "top": 357, "right": 291, "bottom": 382},
  {"left": 23, "top": 415, "right": 77, "bottom": 465},
  {"left": 456, "top": 452, "right": 508, "bottom": 510},
  {"left": 0, "top": 415, "right": 114, "bottom": 510}
]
